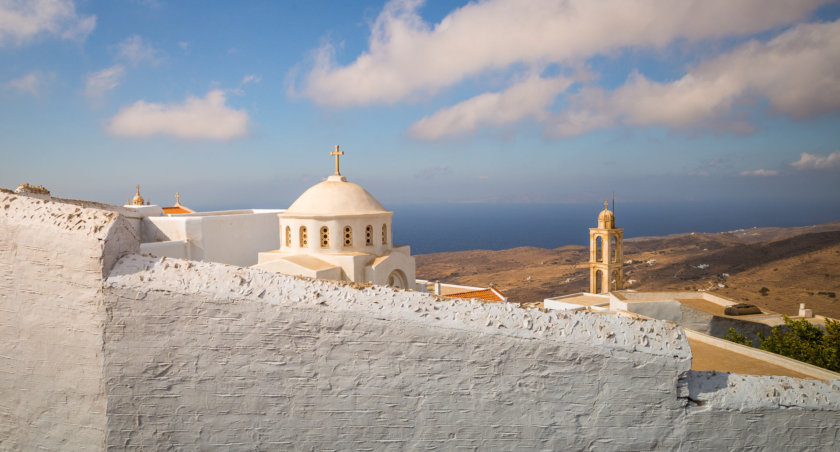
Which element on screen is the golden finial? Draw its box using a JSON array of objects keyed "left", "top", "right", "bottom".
[
  {"left": 131, "top": 184, "right": 145, "bottom": 206},
  {"left": 604, "top": 200, "right": 609, "bottom": 210},
  {"left": 175, "top": 192, "right": 181, "bottom": 206}
]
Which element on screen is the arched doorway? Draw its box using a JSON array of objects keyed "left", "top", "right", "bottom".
[{"left": 387, "top": 269, "right": 407, "bottom": 289}]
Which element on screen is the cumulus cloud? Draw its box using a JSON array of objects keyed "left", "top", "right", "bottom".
[
  {"left": 408, "top": 75, "right": 571, "bottom": 140},
  {"left": 0, "top": 0, "right": 95, "bottom": 46},
  {"left": 4, "top": 71, "right": 51, "bottom": 96},
  {"left": 791, "top": 151, "right": 840, "bottom": 170},
  {"left": 739, "top": 169, "right": 779, "bottom": 177},
  {"left": 296, "top": 0, "right": 827, "bottom": 107},
  {"left": 85, "top": 65, "right": 125, "bottom": 101},
  {"left": 547, "top": 19, "right": 840, "bottom": 137},
  {"left": 116, "top": 35, "right": 158, "bottom": 66},
  {"left": 107, "top": 90, "right": 249, "bottom": 140}
]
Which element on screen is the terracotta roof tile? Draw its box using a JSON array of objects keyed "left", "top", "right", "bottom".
[
  {"left": 445, "top": 287, "right": 506, "bottom": 303},
  {"left": 162, "top": 206, "right": 193, "bottom": 214}
]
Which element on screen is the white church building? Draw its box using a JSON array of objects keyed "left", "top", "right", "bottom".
[
  {"left": 125, "top": 146, "right": 416, "bottom": 290},
  {"left": 253, "top": 146, "right": 416, "bottom": 289}
]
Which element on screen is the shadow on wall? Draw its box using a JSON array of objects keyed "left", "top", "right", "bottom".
[
  {"left": 685, "top": 371, "right": 729, "bottom": 406},
  {"left": 679, "top": 304, "right": 777, "bottom": 346}
]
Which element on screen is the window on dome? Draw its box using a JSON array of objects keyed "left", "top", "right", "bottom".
[
  {"left": 299, "top": 226, "right": 308, "bottom": 247},
  {"left": 321, "top": 226, "right": 330, "bottom": 248},
  {"left": 285, "top": 226, "right": 291, "bottom": 247},
  {"left": 381, "top": 224, "right": 387, "bottom": 245},
  {"left": 343, "top": 226, "right": 352, "bottom": 247},
  {"left": 365, "top": 225, "right": 373, "bottom": 246}
]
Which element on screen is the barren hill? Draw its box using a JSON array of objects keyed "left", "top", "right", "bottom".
[{"left": 415, "top": 221, "right": 840, "bottom": 318}]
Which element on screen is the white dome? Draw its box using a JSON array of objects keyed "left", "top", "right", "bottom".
[{"left": 285, "top": 175, "right": 388, "bottom": 216}]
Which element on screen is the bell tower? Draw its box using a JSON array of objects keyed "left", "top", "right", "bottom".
[{"left": 589, "top": 201, "right": 623, "bottom": 293}]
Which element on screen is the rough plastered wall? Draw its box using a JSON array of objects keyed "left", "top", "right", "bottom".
[
  {"left": 0, "top": 193, "right": 138, "bottom": 450},
  {"left": 3, "top": 193, "right": 840, "bottom": 450},
  {"left": 103, "top": 255, "right": 840, "bottom": 450}
]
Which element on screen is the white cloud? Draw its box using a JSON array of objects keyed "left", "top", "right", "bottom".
[
  {"left": 241, "top": 74, "right": 261, "bottom": 85},
  {"left": 230, "top": 74, "right": 261, "bottom": 95},
  {"left": 296, "top": 0, "right": 828, "bottom": 107},
  {"left": 116, "top": 35, "right": 158, "bottom": 66},
  {"left": 4, "top": 71, "right": 50, "bottom": 96},
  {"left": 107, "top": 90, "right": 249, "bottom": 140},
  {"left": 791, "top": 151, "right": 840, "bottom": 171},
  {"left": 547, "top": 19, "right": 840, "bottom": 137},
  {"left": 0, "top": 0, "right": 96, "bottom": 46},
  {"left": 85, "top": 65, "right": 125, "bottom": 101},
  {"left": 408, "top": 75, "right": 571, "bottom": 140},
  {"left": 739, "top": 169, "right": 779, "bottom": 177}
]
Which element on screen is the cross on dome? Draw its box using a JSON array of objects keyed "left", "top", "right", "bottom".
[{"left": 330, "top": 145, "right": 344, "bottom": 176}]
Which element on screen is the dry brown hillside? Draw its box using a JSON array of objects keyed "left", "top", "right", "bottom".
[{"left": 415, "top": 221, "right": 840, "bottom": 318}]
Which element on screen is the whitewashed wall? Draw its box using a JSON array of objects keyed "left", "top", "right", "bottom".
[
  {"left": 0, "top": 193, "right": 138, "bottom": 450},
  {"left": 142, "top": 210, "right": 281, "bottom": 266},
  {"left": 2, "top": 193, "right": 840, "bottom": 450}
]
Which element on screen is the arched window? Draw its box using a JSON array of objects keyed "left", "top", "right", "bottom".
[
  {"left": 343, "top": 225, "right": 352, "bottom": 247},
  {"left": 595, "top": 236, "right": 603, "bottom": 262},
  {"left": 299, "top": 226, "right": 308, "bottom": 247},
  {"left": 320, "top": 226, "right": 329, "bottom": 248},
  {"left": 610, "top": 236, "right": 617, "bottom": 263},
  {"left": 365, "top": 225, "right": 373, "bottom": 246},
  {"left": 285, "top": 226, "right": 291, "bottom": 247},
  {"left": 595, "top": 270, "right": 603, "bottom": 294},
  {"left": 612, "top": 270, "right": 620, "bottom": 291},
  {"left": 381, "top": 224, "right": 388, "bottom": 245}
]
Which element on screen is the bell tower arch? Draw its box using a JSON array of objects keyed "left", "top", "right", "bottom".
[{"left": 589, "top": 201, "right": 623, "bottom": 293}]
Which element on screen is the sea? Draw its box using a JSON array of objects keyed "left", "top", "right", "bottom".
[
  {"left": 201, "top": 199, "right": 839, "bottom": 255},
  {"left": 388, "top": 200, "right": 840, "bottom": 254}
]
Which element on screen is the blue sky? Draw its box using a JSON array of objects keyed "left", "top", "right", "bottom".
[{"left": 1, "top": 0, "right": 839, "bottom": 211}]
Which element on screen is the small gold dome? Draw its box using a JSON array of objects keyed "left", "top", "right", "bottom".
[
  {"left": 131, "top": 184, "right": 145, "bottom": 206},
  {"left": 597, "top": 201, "right": 615, "bottom": 229}
]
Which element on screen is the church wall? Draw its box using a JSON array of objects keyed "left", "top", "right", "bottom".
[
  {"left": 143, "top": 211, "right": 279, "bottom": 266},
  {"left": 102, "top": 255, "right": 840, "bottom": 450},
  {"left": 0, "top": 193, "right": 138, "bottom": 450}
]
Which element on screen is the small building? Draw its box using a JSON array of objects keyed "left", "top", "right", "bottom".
[{"left": 122, "top": 185, "right": 283, "bottom": 267}]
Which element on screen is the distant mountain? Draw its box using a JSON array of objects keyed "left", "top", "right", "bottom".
[{"left": 416, "top": 221, "right": 840, "bottom": 317}]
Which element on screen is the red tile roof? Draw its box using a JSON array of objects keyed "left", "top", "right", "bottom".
[
  {"left": 162, "top": 206, "right": 193, "bottom": 214},
  {"left": 445, "top": 287, "right": 506, "bottom": 303}
]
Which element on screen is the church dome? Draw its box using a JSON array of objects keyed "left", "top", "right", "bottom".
[
  {"left": 597, "top": 201, "right": 615, "bottom": 229},
  {"left": 286, "top": 175, "right": 389, "bottom": 216}
]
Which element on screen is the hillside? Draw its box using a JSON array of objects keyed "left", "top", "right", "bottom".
[{"left": 415, "top": 221, "right": 840, "bottom": 318}]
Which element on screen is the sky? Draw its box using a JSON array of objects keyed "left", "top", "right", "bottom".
[{"left": 1, "top": 0, "right": 840, "bottom": 212}]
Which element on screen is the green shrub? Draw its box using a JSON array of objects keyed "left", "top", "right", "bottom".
[
  {"left": 724, "top": 316, "right": 840, "bottom": 372},
  {"left": 723, "top": 328, "right": 752, "bottom": 347}
]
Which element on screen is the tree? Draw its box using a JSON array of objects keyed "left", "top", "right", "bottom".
[{"left": 725, "top": 316, "right": 840, "bottom": 372}]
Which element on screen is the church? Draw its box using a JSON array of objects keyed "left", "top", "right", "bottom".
[
  {"left": 253, "top": 146, "right": 416, "bottom": 289},
  {"left": 123, "top": 146, "right": 416, "bottom": 290}
]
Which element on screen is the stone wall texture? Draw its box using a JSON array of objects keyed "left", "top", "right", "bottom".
[{"left": 2, "top": 194, "right": 840, "bottom": 450}]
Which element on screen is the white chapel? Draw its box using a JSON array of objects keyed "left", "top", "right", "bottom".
[{"left": 252, "top": 146, "right": 417, "bottom": 289}]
